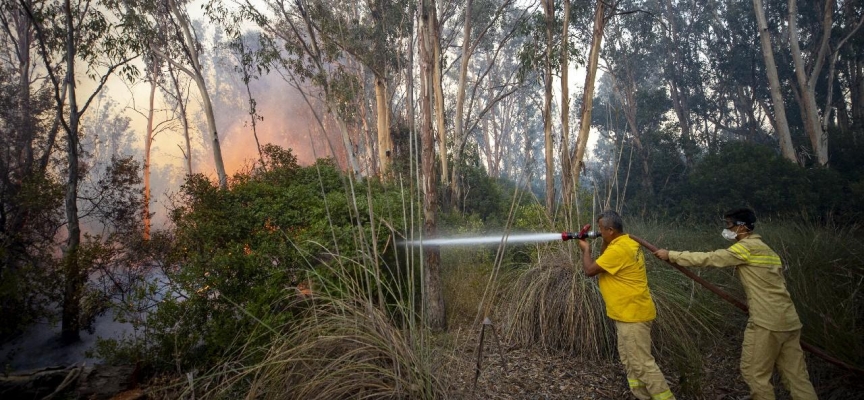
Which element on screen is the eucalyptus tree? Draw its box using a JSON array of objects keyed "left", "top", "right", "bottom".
[
  {"left": 0, "top": 0, "right": 67, "bottom": 338},
  {"left": 419, "top": 0, "right": 446, "bottom": 332},
  {"left": 541, "top": 0, "right": 554, "bottom": 214},
  {"left": 18, "top": 0, "right": 140, "bottom": 342},
  {"left": 571, "top": 0, "right": 610, "bottom": 194},
  {"left": 141, "top": 57, "right": 166, "bottom": 240},
  {"left": 559, "top": 0, "right": 572, "bottom": 208},
  {"left": 697, "top": 0, "right": 783, "bottom": 153},
  {"left": 656, "top": 0, "right": 711, "bottom": 165},
  {"left": 471, "top": 17, "right": 536, "bottom": 181},
  {"left": 228, "top": 32, "right": 266, "bottom": 169},
  {"left": 832, "top": 0, "right": 864, "bottom": 133},
  {"left": 516, "top": 0, "right": 583, "bottom": 214},
  {"left": 598, "top": 2, "right": 666, "bottom": 197},
  {"left": 224, "top": 0, "right": 404, "bottom": 179},
  {"left": 0, "top": 0, "right": 60, "bottom": 270},
  {"left": 448, "top": 0, "right": 528, "bottom": 209},
  {"left": 115, "top": 0, "right": 229, "bottom": 189},
  {"left": 296, "top": 0, "right": 413, "bottom": 177},
  {"left": 163, "top": 61, "right": 194, "bottom": 176},
  {"left": 752, "top": 0, "right": 796, "bottom": 162},
  {"left": 787, "top": 0, "right": 864, "bottom": 166},
  {"left": 787, "top": 0, "right": 832, "bottom": 166},
  {"left": 822, "top": 3, "right": 864, "bottom": 135}
]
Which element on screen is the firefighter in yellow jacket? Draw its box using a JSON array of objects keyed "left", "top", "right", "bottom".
[
  {"left": 654, "top": 208, "right": 817, "bottom": 400},
  {"left": 578, "top": 210, "right": 675, "bottom": 400}
]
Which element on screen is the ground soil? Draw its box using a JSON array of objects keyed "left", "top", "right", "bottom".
[{"left": 444, "top": 328, "right": 864, "bottom": 400}]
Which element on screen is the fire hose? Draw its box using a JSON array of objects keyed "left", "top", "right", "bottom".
[{"left": 628, "top": 234, "right": 864, "bottom": 376}]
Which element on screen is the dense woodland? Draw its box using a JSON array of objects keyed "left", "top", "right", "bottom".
[{"left": 2, "top": 0, "right": 864, "bottom": 398}]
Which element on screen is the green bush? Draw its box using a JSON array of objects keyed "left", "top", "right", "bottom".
[
  {"left": 0, "top": 173, "right": 64, "bottom": 341},
  {"left": 677, "top": 142, "right": 860, "bottom": 219},
  {"left": 97, "top": 146, "right": 408, "bottom": 371}
]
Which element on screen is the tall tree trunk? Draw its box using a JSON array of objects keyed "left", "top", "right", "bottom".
[
  {"left": 451, "top": 0, "right": 474, "bottom": 209},
  {"left": 420, "top": 0, "right": 445, "bottom": 332},
  {"left": 61, "top": 0, "right": 82, "bottom": 344},
  {"left": 572, "top": 0, "right": 606, "bottom": 190},
  {"left": 193, "top": 73, "right": 229, "bottom": 187},
  {"left": 854, "top": 59, "right": 864, "bottom": 127},
  {"left": 167, "top": 0, "right": 228, "bottom": 187},
  {"left": 753, "top": 0, "right": 797, "bottom": 163},
  {"left": 542, "top": 0, "right": 555, "bottom": 215},
  {"left": 522, "top": 93, "right": 533, "bottom": 184},
  {"left": 431, "top": 5, "right": 448, "bottom": 197},
  {"left": 16, "top": 5, "right": 34, "bottom": 171},
  {"left": 168, "top": 64, "right": 193, "bottom": 176},
  {"left": 375, "top": 77, "right": 392, "bottom": 177},
  {"left": 406, "top": 29, "right": 416, "bottom": 156},
  {"left": 836, "top": 79, "right": 851, "bottom": 133},
  {"left": 237, "top": 41, "right": 265, "bottom": 170},
  {"left": 788, "top": 0, "right": 831, "bottom": 166},
  {"left": 560, "top": 0, "right": 573, "bottom": 211},
  {"left": 822, "top": 12, "right": 864, "bottom": 134},
  {"left": 359, "top": 76, "right": 377, "bottom": 176},
  {"left": 3, "top": 3, "right": 34, "bottom": 274},
  {"left": 144, "top": 62, "right": 157, "bottom": 241}
]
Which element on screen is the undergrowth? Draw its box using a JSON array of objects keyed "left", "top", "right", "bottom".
[{"left": 90, "top": 148, "right": 863, "bottom": 399}]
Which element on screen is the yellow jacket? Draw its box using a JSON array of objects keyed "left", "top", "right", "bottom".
[{"left": 668, "top": 234, "right": 802, "bottom": 331}]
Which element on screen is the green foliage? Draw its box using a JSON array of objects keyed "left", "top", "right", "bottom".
[
  {"left": 98, "top": 146, "right": 407, "bottom": 371},
  {"left": 0, "top": 173, "right": 64, "bottom": 341},
  {"left": 678, "top": 142, "right": 858, "bottom": 218},
  {"left": 452, "top": 164, "right": 508, "bottom": 224}
]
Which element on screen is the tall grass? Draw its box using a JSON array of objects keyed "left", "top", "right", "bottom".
[
  {"left": 763, "top": 220, "right": 864, "bottom": 367},
  {"left": 197, "top": 291, "right": 445, "bottom": 399}
]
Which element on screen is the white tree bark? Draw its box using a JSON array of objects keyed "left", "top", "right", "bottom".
[
  {"left": 572, "top": 0, "right": 606, "bottom": 191},
  {"left": 753, "top": 0, "right": 797, "bottom": 163},
  {"left": 787, "top": 0, "right": 831, "bottom": 166},
  {"left": 542, "top": 0, "right": 555, "bottom": 215}
]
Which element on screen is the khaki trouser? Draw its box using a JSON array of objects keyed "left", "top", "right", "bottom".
[
  {"left": 616, "top": 321, "right": 675, "bottom": 400},
  {"left": 740, "top": 322, "right": 818, "bottom": 400}
]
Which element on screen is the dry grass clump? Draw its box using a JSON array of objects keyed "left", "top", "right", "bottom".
[
  {"left": 501, "top": 243, "right": 721, "bottom": 396},
  {"left": 202, "top": 293, "right": 445, "bottom": 400},
  {"left": 502, "top": 249, "right": 614, "bottom": 359}
]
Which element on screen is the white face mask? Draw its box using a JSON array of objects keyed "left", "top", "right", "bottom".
[{"left": 721, "top": 228, "right": 738, "bottom": 241}]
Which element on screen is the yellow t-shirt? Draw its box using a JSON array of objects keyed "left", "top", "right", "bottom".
[{"left": 595, "top": 234, "right": 657, "bottom": 322}]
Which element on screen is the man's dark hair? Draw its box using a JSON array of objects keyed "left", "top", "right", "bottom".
[
  {"left": 724, "top": 208, "right": 756, "bottom": 231},
  {"left": 598, "top": 210, "right": 624, "bottom": 232}
]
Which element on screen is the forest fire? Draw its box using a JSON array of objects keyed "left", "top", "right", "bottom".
[{"left": 2, "top": 0, "right": 863, "bottom": 398}]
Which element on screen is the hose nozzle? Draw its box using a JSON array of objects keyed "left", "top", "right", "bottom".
[{"left": 562, "top": 224, "right": 600, "bottom": 241}]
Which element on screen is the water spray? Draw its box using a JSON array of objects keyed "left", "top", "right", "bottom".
[{"left": 403, "top": 224, "right": 600, "bottom": 247}]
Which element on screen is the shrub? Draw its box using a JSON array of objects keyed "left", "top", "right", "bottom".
[
  {"left": 676, "top": 142, "right": 862, "bottom": 219},
  {"left": 96, "top": 147, "right": 407, "bottom": 371}
]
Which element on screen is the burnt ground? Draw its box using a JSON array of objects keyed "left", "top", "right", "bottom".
[{"left": 445, "top": 329, "right": 864, "bottom": 400}]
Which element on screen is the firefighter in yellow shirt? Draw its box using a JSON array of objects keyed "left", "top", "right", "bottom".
[
  {"left": 654, "top": 208, "right": 817, "bottom": 400},
  {"left": 578, "top": 210, "right": 675, "bottom": 400}
]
